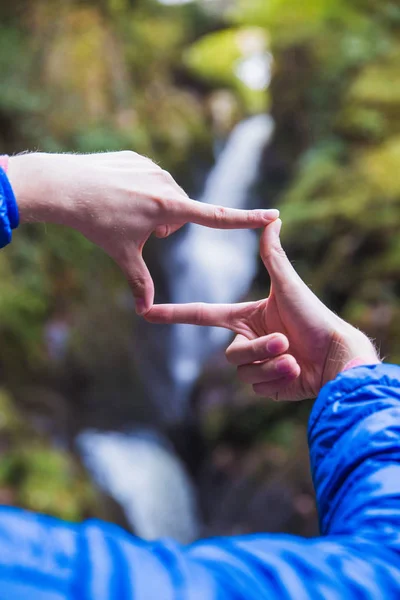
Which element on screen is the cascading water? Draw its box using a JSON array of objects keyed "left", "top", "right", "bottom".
[
  {"left": 78, "top": 428, "right": 199, "bottom": 542},
  {"left": 138, "top": 113, "right": 274, "bottom": 424},
  {"left": 78, "top": 114, "right": 274, "bottom": 543}
]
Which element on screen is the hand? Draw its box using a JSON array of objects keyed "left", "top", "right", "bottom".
[
  {"left": 7, "top": 151, "right": 279, "bottom": 314},
  {"left": 146, "top": 219, "right": 380, "bottom": 401}
]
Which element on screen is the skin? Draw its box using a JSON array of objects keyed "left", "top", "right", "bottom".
[
  {"left": 146, "top": 219, "right": 380, "bottom": 401},
  {"left": 7, "top": 151, "right": 279, "bottom": 314}
]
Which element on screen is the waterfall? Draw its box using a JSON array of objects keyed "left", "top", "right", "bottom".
[
  {"left": 78, "top": 114, "right": 274, "bottom": 542},
  {"left": 141, "top": 114, "right": 274, "bottom": 424},
  {"left": 77, "top": 429, "right": 199, "bottom": 543}
]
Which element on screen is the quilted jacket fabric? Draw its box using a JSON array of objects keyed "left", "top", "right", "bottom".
[{"left": 0, "top": 364, "right": 399, "bottom": 599}]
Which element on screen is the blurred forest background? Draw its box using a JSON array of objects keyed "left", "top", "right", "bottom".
[{"left": 0, "top": 0, "right": 399, "bottom": 539}]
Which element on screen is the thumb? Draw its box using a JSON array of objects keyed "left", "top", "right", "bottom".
[
  {"left": 260, "top": 219, "right": 300, "bottom": 291},
  {"left": 120, "top": 252, "right": 154, "bottom": 315}
]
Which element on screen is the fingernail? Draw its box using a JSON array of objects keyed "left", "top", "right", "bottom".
[
  {"left": 263, "top": 209, "right": 280, "bottom": 221},
  {"left": 267, "top": 336, "right": 284, "bottom": 355},
  {"left": 135, "top": 299, "right": 146, "bottom": 315}
]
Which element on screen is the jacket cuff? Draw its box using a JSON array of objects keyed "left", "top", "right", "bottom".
[
  {"left": 308, "top": 363, "right": 400, "bottom": 534},
  {"left": 308, "top": 364, "right": 397, "bottom": 441},
  {"left": 0, "top": 162, "right": 19, "bottom": 248}
]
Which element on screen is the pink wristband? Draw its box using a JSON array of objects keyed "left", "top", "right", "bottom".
[
  {"left": 342, "top": 357, "right": 368, "bottom": 371},
  {"left": 0, "top": 155, "right": 9, "bottom": 173}
]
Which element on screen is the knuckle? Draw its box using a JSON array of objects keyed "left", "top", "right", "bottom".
[
  {"left": 245, "top": 210, "right": 258, "bottom": 225},
  {"left": 161, "top": 196, "right": 176, "bottom": 212},
  {"left": 263, "top": 243, "right": 287, "bottom": 262},
  {"left": 129, "top": 276, "right": 148, "bottom": 294},
  {"left": 156, "top": 196, "right": 180, "bottom": 220},
  {"left": 193, "top": 303, "right": 205, "bottom": 326},
  {"left": 213, "top": 206, "right": 227, "bottom": 223},
  {"left": 274, "top": 245, "right": 288, "bottom": 260},
  {"left": 157, "top": 185, "right": 182, "bottom": 204},
  {"left": 149, "top": 194, "right": 171, "bottom": 218},
  {"left": 263, "top": 244, "right": 288, "bottom": 264}
]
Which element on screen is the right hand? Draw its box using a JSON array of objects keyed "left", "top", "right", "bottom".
[{"left": 146, "top": 219, "right": 380, "bottom": 401}]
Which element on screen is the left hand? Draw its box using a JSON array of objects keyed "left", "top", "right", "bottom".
[
  {"left": 8, "top": 151, "right": 279, "bottom": 313},
  {"left": 146, "top": 219, "right": 379, "bottom": 401}
]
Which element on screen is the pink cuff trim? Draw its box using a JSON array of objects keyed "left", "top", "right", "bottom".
[
  {"left": 342, "top": 357, "right": 368, "bottom": 372},
  {"left": 0, "top": 156, "right": 9, "bottom": 173}
]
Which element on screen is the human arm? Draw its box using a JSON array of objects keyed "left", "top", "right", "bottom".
[
  {"left": 2, "top": 152, "right": 279, "bottom": 313},
  {"left": 1, "top": 364, "right": 400, "bottom": 599},
  {"left": 2, "top": 223, "right": 400, "bottom": 598}
]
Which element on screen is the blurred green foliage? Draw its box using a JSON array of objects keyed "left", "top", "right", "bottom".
[
  {"left": 0, "top": 389, "right": 95, "bottom": 520},
  {"left": 184, "top": 26, "right": 268, "bottom": 112},
  {"left": 0, "top": 0, "right": 400, "bottom": 526},
  {"left": 256, "top": 0, "right": 400, "bottom": 363}
]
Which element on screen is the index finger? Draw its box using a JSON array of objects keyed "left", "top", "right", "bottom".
[
  {"left": 175, "top": 200, "right": 280, "bottom": 230},
  {"left": 145, "top": 302, "right": 252, "bottom": 329}
]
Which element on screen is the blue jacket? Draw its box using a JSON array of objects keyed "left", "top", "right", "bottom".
[{"left": 1, "top": 364, "right": 400, "bottom": 599}]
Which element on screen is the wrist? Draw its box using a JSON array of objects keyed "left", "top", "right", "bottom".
[
  {"left": 7, "top": 153, "right": 78, "bottom": 226},
  {"left": 342, "top": 357, "right": 369, "bottom": 371},
  {"left": 322, "top": 323, "right": 380, "bottom": 387}
]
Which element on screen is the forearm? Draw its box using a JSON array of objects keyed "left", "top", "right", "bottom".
[
  {"left": 321, "top": 322, "right": 381, "bottom": 386},
  {"left": 1, "top": 364, "right": 400, "bottom": 599},
  {"left": 7, "top": 153, "right": 83, "bottom": 227}
]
